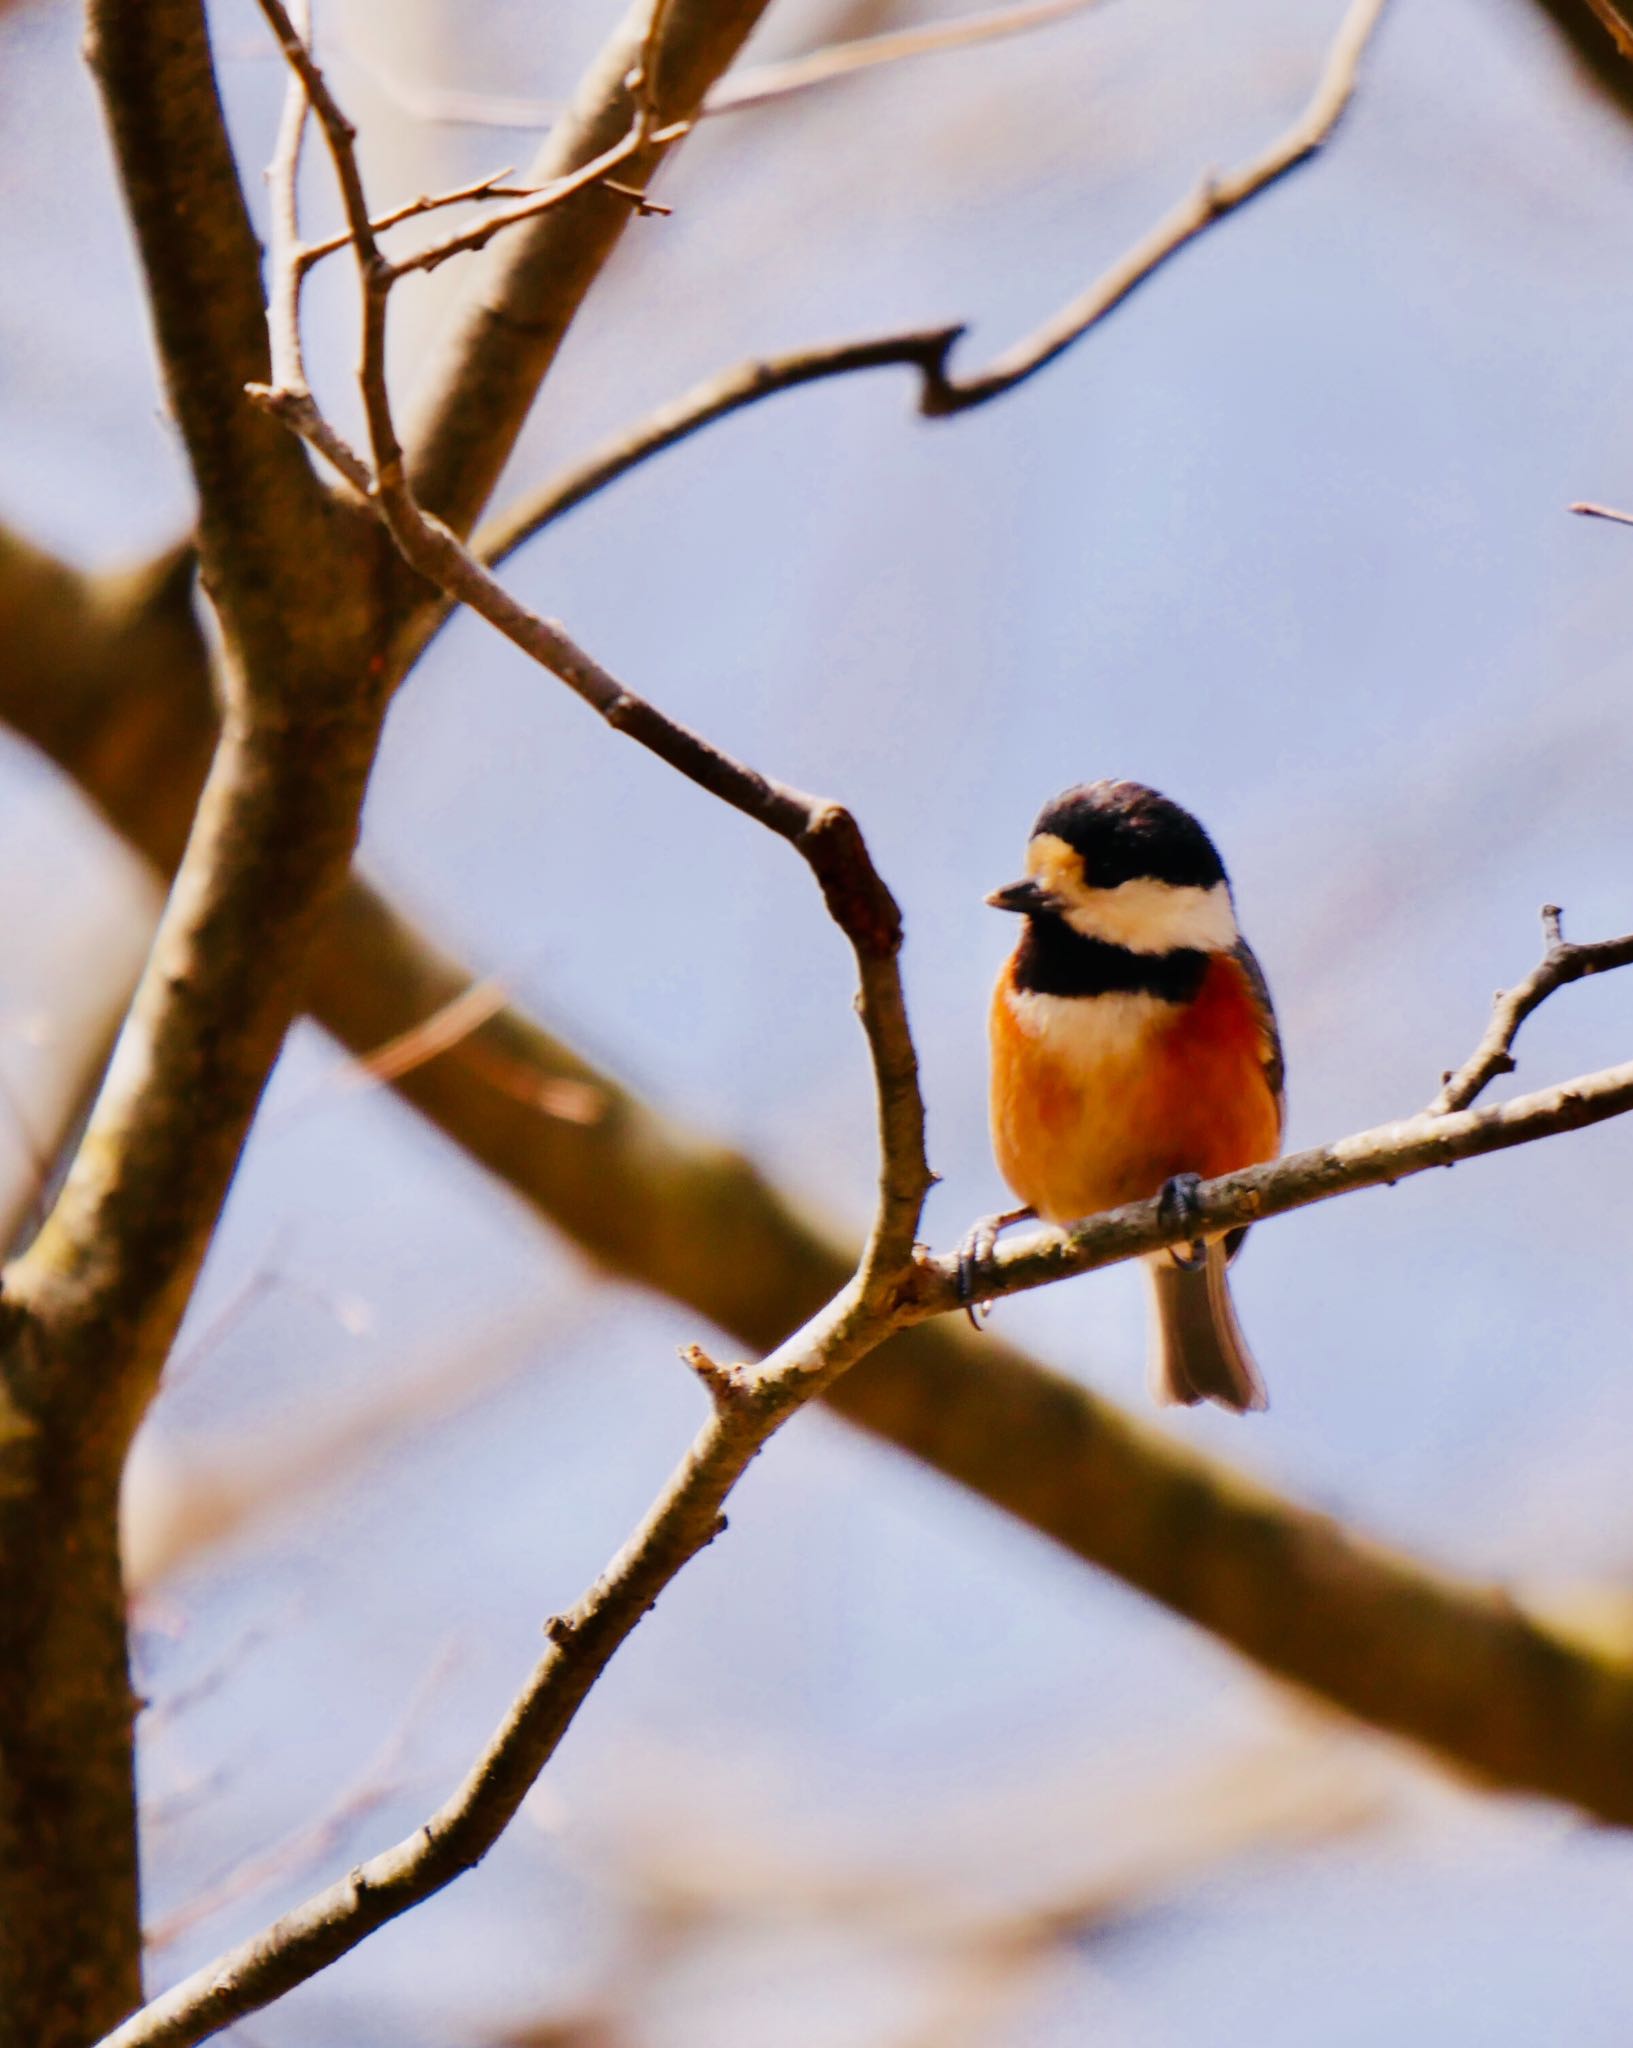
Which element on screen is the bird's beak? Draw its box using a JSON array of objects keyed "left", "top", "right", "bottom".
[{"left": 985, "top": 877, "right": 1050, "bottom": 915}]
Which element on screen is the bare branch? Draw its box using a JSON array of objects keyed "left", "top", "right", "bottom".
[
  {"left": 91, "top": 1029, "right": 1633, "bottom": 2048},
  {"left": 263, "top": 0, "right": 312, "bottom": 394},
  {"left": 92, "top": 27, "right": 932, "bottom": 2037},
  {"left": 1430, "top": 909, "right": 1633, "bottom": 1115},
  {"left": 472, "top": 0, "right": 1391, "bottom": 573},
  {"left": 704, "top": 0, "right": 1103, "bottom": 117},
  {"left": 928, "top": 1054, "right": 1633, "bottom": 1318},
  {"left": 472, "top": 330, "right": 965, "bottom": 570},
  {"left": 919, "top": 0, "right": 1391, "bottom": 413},
  {"left": 1572, "top": 497, "right": 1633, "bottom": 525},
  {"left": 340, "top": 0, "right": 1102, "bottom": 131},
  {"left": 248, "top": 0, "right": 929, "bottom": 1270},
  {"left": 297, "top": 168, "right": 535, "bottom": 268},
  {"left": 398, "top": 0, "right": 778, "bottom": 540},
  {"left": 82, "top": 0, "right": 334, "bottom": 671},
  {"left": 19, "top": 522, "right": 1633, "bottom": 1917}
]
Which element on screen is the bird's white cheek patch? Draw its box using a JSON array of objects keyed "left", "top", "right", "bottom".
[{"left": 1062, "top": 877, "right": 1237, "bottom": 954}]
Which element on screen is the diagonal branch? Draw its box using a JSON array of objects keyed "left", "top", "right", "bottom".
[
  {"left": 93, "top": 961, "right": 1633, "bottom": 2048},
  {"left": 17, "top": 524, "right": 1633, "bottom": 1867},
  {"left": 471, "top": 0, "right": 1391, "bottom": 572},
  {"left": 350, "top": 0, "right": 1102, "bottom": 131},
  {"left": 250, "top": 0, "right": 930, "bottom": 1267},
  {"left": 86, "top": 28, "right": 931, "bottom": 2037},
  {"left": 703, "top": 0, "right": 1103, "bottom": 116}
]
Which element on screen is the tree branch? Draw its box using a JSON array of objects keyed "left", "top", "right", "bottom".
[
  {"left": 1525, "top": 0, "right": 1633, "bottom": 121},
  {"left": 349, "top": 0, "right": 1102, "bottom": 132},
  {"left": 398, "top": 0, "right": 779, "bottom": 540},
  {"left": 703, "top": 0, "right": 1102, "bottom": 117},
  {"left": 1572, "top": 498, "right": 1633, "bottom": 526},
  {"left": 94, "top": 945, "right": 1633, "bottom": 2048},
  {"left": 89, "top": 15, "right": 1633, "bottom": 2032},
  {"left": 922, "top": 1046, "right": 1633, "bottom": 1317},
  {"left": 1430, "top": 904, "right": 1633, "bottom": 1115},
  {"left": 469, "top": 0, "right": 1391, "bottom": 573},
  {"left": 82, "top": 0, "right": 335, "bottom": 672},
  {"left": 16, "top": 521, "right": 1633, "bottom": 1895}
]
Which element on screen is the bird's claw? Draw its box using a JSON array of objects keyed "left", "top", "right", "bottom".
[
  {"left": 1158, "top": 1172, "right": 1208, "bottom": 1271},
  {"left": 956, "top": 1207, "right": 1035, "bottom": 1329}
]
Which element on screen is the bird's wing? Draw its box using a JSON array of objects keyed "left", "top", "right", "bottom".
[{"left": 1230, "top": 936, "right": 1284, "bottom": 1119}]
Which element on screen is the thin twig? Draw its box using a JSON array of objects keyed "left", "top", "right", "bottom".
[
  {"left": 470, "top": 0, "right": 1391, "bottom": 571},
  {"left": 921, "top": 0, "right": 1390, "bottom": 412},
  {"left": 246, "top": 0, "right": 926, "bottom": 1265},
  {"left": 144, "top": 1644, "right": 457, "bottom": 1950},
  {"left": 391, "top": 120, "right": 687, "bottom": 277},
  {"left": 333, "top": 0, "right": 1100, "bottom": 132},
  {"left": 473, "top": 331, "right": 965, "bottom": 570},
  {"left": 263, "top": 0, "right": 312, "bottom": 392},
  {"left": 704, "top": 0, "right": 1103, "bottom": 116},
  {"left": 1571, "top": 498, "right": 1633, "bottom": 526},
  {"left": 1429, "top": 909, "right": 1633, "bottom": 1115},
  {"left": 297, "top": 167, "right": 530, "bottom": 265}
]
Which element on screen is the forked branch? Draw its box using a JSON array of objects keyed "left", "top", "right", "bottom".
[
  {"left": 1430, "top": 904, "right": 1633, "bottom": 1115},
  {"left": 471, "top": 0, "right": 1392, "bottom": 572}
]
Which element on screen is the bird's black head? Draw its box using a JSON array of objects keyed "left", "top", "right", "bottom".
[{"left": 1030, "top": 781, "right": 1227, "bottom": 893}]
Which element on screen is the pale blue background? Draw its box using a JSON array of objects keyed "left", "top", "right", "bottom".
[{"left": 3, "top": 0, "right": 1633, "bottom": 2039}]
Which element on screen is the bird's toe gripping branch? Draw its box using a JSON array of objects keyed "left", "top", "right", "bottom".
[
  {"left": 955, "top": 1205, "right": 1036, "bottom": 1328},
  {"left": 1157, "top": 1172, "right": 1208, "bottom": 1270}
]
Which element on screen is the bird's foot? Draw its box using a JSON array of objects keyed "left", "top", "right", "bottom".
[
  {"left": 956, "top": 1206, "right": 1036, "bottom": 1328},
  {"left": 1158, "top": 1172, "right": 1209, "bottom": 1271}
]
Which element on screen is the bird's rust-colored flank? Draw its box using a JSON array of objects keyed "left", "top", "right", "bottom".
[{"left": 990, "top": 950, "right": 1281, "bottom": 1225}]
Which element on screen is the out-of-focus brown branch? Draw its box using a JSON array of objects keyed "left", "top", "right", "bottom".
[
  {"left": 704, "top": 0, "right": 1101, "bottom": 116},
  {"left": 345, "top": 0, "right": 1098, "bottom": 133},
  {"left": 20, "top": 510, "right": 1633, "bottom": 1896},
  {"left": 1584, "top": 0, "right": 1633, "bottom": 52},
  {"left": 472, "top": 0, "right": 1391, "bottom": 574},
  {"left": 1526, "top": 0, "right": 1633, "bottom": 117}
]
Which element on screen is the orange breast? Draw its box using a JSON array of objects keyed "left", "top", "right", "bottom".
[{"left": 989, "top": 953, "right": 1281, "bottom": 1225}]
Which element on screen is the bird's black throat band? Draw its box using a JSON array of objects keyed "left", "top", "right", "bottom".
[{"left": 1011, "top": 915, "right": 1209, "bottom": 1002}]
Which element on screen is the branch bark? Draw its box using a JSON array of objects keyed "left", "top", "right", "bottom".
[
  {"left": 470, "top": 0, "right": 1391, "bottom": 575},
  {"left": 88, "top": 17, "right": 1633, "bottom": 2034},
  {"left": 96, "top": 1012, "right": 1633, "bottom": 2048},
  {"left": 397, "top": 0, "right": 778, "bottom": 540},
  {"left": 0, "top": 7, "right": 392, "bottom": 2039},
  {"left": 16, "top": 517, "right": 1633, "bottom": 1959}
]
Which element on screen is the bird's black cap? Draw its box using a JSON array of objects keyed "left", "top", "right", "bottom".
[{"left": 1032, "top": 781, "right": 1227, "bottom": 892}]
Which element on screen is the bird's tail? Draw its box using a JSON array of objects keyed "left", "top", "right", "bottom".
[{"left": 1144, "top": 1243, "right": 1268, "bottom": 1414}]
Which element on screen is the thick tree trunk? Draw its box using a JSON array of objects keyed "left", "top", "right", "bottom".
[{"left": 0, "top": 1399, "right": 141, "bottom": 2048}]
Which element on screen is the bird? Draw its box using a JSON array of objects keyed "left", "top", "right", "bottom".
[{"left": 959, "top": 779, "right": 1284, "bottom": 1413}]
